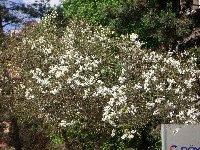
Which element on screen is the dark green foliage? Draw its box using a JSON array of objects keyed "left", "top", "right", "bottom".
[
  {"left": 62, "top": 0, "right": 197, "bottom": 50},
  {"left": 102, "top": 1, "right": 193, "bottom": 50},
  {"left": 63, "top": 0, "right": 124, "bottom": 25},
  {"left": 134, "top": 9, "right": 192, "bottom": 50},
  {"left": 60, "top": 121, "right": 105, "bottom": 150},
  {"left": 12, "top": 120, "right": 50, "bottom": 150},
  {"left": 54, "top": 124, "right": 161, "bottom": 150}
]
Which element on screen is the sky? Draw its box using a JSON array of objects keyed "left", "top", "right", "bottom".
[
  {"left": 4, "top": 0, "right": 61, "bottom": 32},
  {"left": 23, "top": 0, "right": 60, "bottom": 7},
  {"left": 9, "top": 0, "right": 60, "bottom": 7}
]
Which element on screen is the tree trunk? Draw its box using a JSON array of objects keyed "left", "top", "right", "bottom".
[
  {"left": 157, "top": 0, "right": 167, "bottom": 10},
  {"left": 139, "top": 128, "right": 150, "bottom": 150},
  {"left": 0, "top": 16, "right": 3, "bottom": 45},
  {"left": 61, "top": 129, "right": 71, "bottom": 150},
  {"left": 171, "top": 0, "right": 181, "bottom": 14},
  {"left": 11, "top": 116, "right": 22, "bottom": 150}
]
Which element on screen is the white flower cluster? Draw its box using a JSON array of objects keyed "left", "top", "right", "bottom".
[
  {"left": 30, "top": 68, "right": 50, "bottom": 87},
  {"left": 49, "top": 65, "right": 69, "bottom": 78},
  {"left": 59, "top": 120, "right": 77, "bottom": 128},
  {"left": 101, "top": 85, "right": 127, "bottom": 126},
  {"left": 25, "top": 88, "right": 35, "bottom": 99},
  {"left": 18, "top": 15, "right": 200, "bottom": 139},
  {"left": 129, "top": 33, "right": 144, "bottom": 48},
  {"left": 121, "top": 130, "right": 136, "bottom": 139}
]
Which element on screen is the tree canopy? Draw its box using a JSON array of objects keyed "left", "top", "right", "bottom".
[{"left": 62, "top": 0, "right": 200, "bottom": 50}]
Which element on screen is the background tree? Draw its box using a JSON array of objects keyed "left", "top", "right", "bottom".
[
  {"left": 62, "top": 0, "right": 199, "bottom": 50},
  {"left": 0, "top": 0, "right": 51, "bottom": 36},
  {"left": 0, "top": 0, "right": 52, "bottom": 149}
]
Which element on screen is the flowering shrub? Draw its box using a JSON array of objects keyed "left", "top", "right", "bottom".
[{"left": 1, "top": 11, "right": 200, "bottom": 148}]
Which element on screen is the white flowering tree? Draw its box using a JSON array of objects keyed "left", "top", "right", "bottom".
[{"left": 2, "top": 11, "right": 200, "bottom": 149}]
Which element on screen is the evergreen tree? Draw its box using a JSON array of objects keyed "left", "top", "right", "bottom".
[{"left": 62, "top": 0, "right": 199, "bottom": 50}]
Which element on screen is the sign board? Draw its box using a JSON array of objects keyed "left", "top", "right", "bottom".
[{"left": 161, "top": 124, "right": 200, "bottom": 150}]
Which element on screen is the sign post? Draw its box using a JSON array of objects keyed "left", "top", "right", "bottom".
[{"left": 161, "top": 124, "right": 200, "bottom": 150}]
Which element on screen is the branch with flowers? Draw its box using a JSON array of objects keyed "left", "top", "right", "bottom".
[{"left": 1, "top": 11, "right": 200, "bottom": 149}]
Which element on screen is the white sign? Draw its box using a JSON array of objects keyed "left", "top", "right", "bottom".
[{"left": 161, "top": 124, "right": 200, "bottom": 150}]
